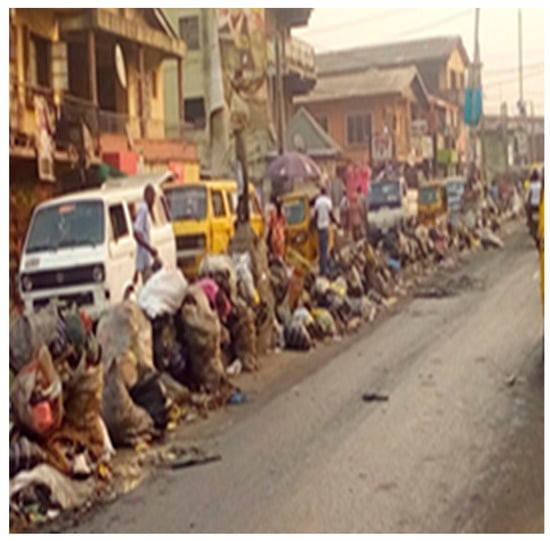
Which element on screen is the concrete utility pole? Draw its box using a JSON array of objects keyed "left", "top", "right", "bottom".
[
  {"left": 274, "top": 20, "right": 286, "bottom": 155},
  {"left": 467, "top": 8, "right": 482, "bottom": 180},
  {"left": 517, "top": 8, "right": 529, "bottom": 166}
]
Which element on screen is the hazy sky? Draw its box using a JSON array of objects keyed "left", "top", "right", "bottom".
[{"left": 294, "top": 8, "right": 544, "bottom": 117}]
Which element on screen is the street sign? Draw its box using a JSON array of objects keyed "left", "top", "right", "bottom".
[{"left": 372, "top": 135, "right": 393, "bottom": 162}]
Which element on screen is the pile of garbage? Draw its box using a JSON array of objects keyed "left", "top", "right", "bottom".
[
  {"left": 8, "top": 198, "right": 507, "bottom": 531},
  {"left": 8, "top": 261, "right": 259, "bottom": 530}
]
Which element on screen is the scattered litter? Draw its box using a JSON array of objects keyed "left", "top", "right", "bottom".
[
  {"left": 228, "top": 390, "right": 247, "bottom": 405},
  {"left": 362, "top": 393, "right": 389, "bottom": 402}
]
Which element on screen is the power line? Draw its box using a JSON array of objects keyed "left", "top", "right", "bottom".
[
  {"left": 483, "top": 62, "right": 544, "bottom": 76},
  {"left": 301, "top": 9, "right": 404, "bottom": 36},
  {"left": 389, "top": 9, "right": 471, "bottom": 40},
  {"left": 483, "top": 68, "right": 544, "bottom": 89}
]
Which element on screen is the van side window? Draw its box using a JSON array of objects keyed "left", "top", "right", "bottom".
[
  {"left": 225, "top": 192, "right": 235, "bottom": 215},
  {"left": 109, "top": 204, "right": 129, "bottom": 241},
  {"left": 211, "top": 191, "right": 225, "bottom": 217}
]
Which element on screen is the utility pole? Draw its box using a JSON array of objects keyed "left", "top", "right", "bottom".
[
  {"left": 467, "top": 8, "right": 481, "bottom": 180},
  {"left": 517, "top": 8, "right": 528, "bottom": 166},
  {"left": 274, "top": 19, "right": 285, "bottom": 156}
]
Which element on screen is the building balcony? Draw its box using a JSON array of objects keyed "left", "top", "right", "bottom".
[{"left": 267, "top": 35, "right": 316, "bottom": 95}]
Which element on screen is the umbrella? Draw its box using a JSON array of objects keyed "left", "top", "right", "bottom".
[{"left": 265, "top": 151, "right": 322, "bottom": 182}]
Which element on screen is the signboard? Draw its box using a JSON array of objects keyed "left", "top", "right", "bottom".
[
  {"left": 372, "top": 135, "right": 393, "bottom": 162},
  {"left": 34, "top": 96, "right": 55, "bottom": 182},
  {"left": 411, "top": 119, "right": 428, "bottom": 136},
  {"left": 421, "top": 136, "right": 434, "bottom": 160}
]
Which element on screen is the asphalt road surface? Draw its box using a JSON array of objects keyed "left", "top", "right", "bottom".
[{"left": 73, "top": 226, "right": 544, "bottom": 533}]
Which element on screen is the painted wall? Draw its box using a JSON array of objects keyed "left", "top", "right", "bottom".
[{"left": 302, "top": 94, "right": 412, "bottom": 164}]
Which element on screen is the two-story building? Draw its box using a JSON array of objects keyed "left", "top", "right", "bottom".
[
  {"left": 295, "top": 65, "right": 431, "bottom": 172},
  {"left": 162, "top": 8, "right": 316, "bottom": 184},
  {"left": 314, "top": 36, "right": 470, "bottom": 176}
]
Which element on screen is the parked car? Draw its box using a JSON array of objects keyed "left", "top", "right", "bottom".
[
  {"left": 19, "top": 171, "right": 177, "bottom": 320},
  {"left": 163, "top": 179, "right": 264, "bottom": 278}
]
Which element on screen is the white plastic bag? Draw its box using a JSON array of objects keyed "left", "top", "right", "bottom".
[{"left": 138, "top": 268, "right": 188, "bottom": 318}]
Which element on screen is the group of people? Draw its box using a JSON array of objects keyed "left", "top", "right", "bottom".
[{"left": 266, "top": 186, "right": 369, "bottom": 277}]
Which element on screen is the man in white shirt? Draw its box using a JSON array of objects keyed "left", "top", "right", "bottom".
[
  {"left": 313, "top": 187, "right": 339, "bottom": 276},
  {"left": 133, "top": 184, "right": 159, "bottom": 285}
]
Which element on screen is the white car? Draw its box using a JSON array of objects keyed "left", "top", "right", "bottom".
[{"left": 19, "top": 171, "right": 177, "bottom": 320}]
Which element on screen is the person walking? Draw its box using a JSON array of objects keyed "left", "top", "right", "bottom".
[
  {"left": 133, "top": 184, "right": 160, "bottom": 286},
  {"left": 267, "top": 195, "right": 287, "bottom": 259},
  {"left": 313, "top": 186, "right": 339, "bottom": 276}
]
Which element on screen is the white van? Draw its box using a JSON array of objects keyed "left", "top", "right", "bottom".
[
  {"left": 19, "top": 171, "right": 177, "bottom": 320},
  {"left": 368, "top": 178, "right": 418, "bottom": 233}
]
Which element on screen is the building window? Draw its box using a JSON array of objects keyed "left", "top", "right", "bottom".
[
  {"left": 459, "top": 73, "right": 465, "bottom": 89},
  {"left": 450, "top": 70, "right": 457, "bottom": 90},
  {"left": 151, "top": 70, "right": 157, "bottom": 99},
  {"left": 346, "top": 113, "right": 372, "bottom": 146},
  {"left": 29, "top": 33, "right": 51, "bottom": 88},
  {"left": 316, "top": 115, "right": 329, "bottom": 133},
  {"left": 179, "top": 16, "right": 200, "bottom": 51},
  {"left": 184, "top": 97, "right": 206, "bottom": 128}
]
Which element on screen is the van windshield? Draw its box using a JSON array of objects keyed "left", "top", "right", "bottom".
[
  {"left": 368, "top": 181, "right": 401, "bottom": 211},
  {"left": 165, "top": 186, "right": 207, "bottom": 220},
  {"left": 283, "top": 199, "right": 306, "bottom": 225},
  {"left": 25, "top": 200, "right": 104, "bottom": 253},
  {"left": 419, "top": 186, "right": 440, "bottom": 205}
]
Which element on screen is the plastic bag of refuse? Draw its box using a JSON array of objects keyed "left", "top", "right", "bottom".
[
  {"left": 179, "top": 285, "right": 225, "bottom": 392},
  {"left": 10, "top": 434, "right": 46, "bottom": 478},
  {"left": 292, "top": 307, "right": 315, "bottom": 327},
  {"left": 284, "top": 321, "right": 313, "bottom": 351},
  {"left": 10, "top": 347, "right": 63, "bottom": 441},
  {"left": 233, "top": 252, "right": 257, "bottom": 305},
  {"left": 101, "top": 361, "right": 155, "bottom": 447},
  {"left": 138, "top": 268, "right": 188, "bottom": 318},
  {"left": 129, "top": 372, "right": 172, "bottom": 430},
  {"left": 269, "top": 258, "right": 289, "bottom": 304},
  {"left": 10, "top": 304, "right": 63, "bottom": 373},
  {"left": 227, "top": 300, "right": 258, "bottom": 372},
  {"left": 310, "top": 308, "right": 337, "bottom": 338},
  {"left": 97, "top": 300, "right": 154, "bottom": 379},
  {"left": 10, "top": 463, "right": 96, "bottom": 511},
  {"left": 198, "top": 254, "right": 237, "bottom": 300}
]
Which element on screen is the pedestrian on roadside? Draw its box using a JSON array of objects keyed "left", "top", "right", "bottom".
[
  {"left": 313, "top": 186, "right": 339, "bottom": 276},
  {"left": 348, "top": 189, "right": 364, "bottom": 242},
  {"left": 133, "top": 184, "right": 160, "bottom": 286},
  {"left": 267, "top": 195, "right": 287, "bottom": 259}
]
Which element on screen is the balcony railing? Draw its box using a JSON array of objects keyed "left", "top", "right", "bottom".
[{"left": 284, "top": 35, "right": 315, "bottom": 77}]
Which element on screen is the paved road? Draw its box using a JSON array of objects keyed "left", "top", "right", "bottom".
[{"left": 74, "top": 227, "right": 544, "bottom": 533}]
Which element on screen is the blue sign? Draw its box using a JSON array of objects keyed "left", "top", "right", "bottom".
[{"left": 464, "top": 88, "right": 482, "bottom": 126}]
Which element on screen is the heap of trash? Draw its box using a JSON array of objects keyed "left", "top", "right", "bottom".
[{"left": 8, "top": 196, "right": 507, "bottom": 532}]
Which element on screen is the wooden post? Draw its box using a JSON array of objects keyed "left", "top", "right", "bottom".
[
  {"left": 177, "top": 57, "right": 184, "bottom": 135},
  {"left": 138, "top": 45, "right": 145, "bottom": 138},
  {"left": 88, "top": 30, "right": 98, "bottom": 105}
]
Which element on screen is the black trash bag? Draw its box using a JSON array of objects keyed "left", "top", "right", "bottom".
[
  {"left": 10, "top": 433, "right": 46, "bottom": 478},
  {"left": 284, "top": 322, "right": 313, "bottom": 351},
  {"left": 269, "top": 258, "right": 289, "bottom": 305},
  {"left": 151, "top": 314, "right": 187, "bottom": 382},
  {"left": 129, "top": 372, "right": 171, "bottom": 430}
]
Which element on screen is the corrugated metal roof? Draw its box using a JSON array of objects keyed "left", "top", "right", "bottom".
[
  {"left": 316, "top": 36, "right": 469, "bottom": 76},
  {"left": 295, "top": 66, "right": 428, "bottom": 105}
]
